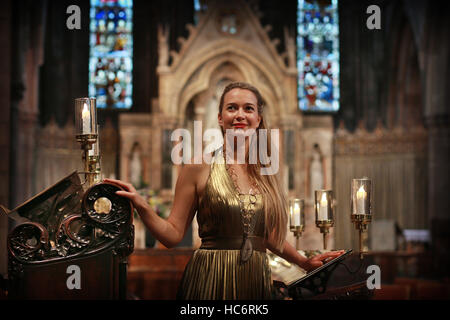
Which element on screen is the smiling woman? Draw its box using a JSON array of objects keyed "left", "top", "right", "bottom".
[{"left": 106, "top": 82, "right": 344, "bottom": 300}]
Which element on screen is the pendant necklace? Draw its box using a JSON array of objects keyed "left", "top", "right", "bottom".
[{"left": 225, "top": 162, "right": 260, "bottom": 263}]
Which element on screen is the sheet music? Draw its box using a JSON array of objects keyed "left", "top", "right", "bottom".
[{"left": 269, "top": 251, "right": 308, "bottom": 285}]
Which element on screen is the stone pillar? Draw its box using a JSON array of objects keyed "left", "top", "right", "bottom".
[
  {"left": 10, "top": 0, "right": 46, "bottom": 208},
  {"left": 0, "top": 0, "right": 12, "bottom": 278},
  {"left": 423, "top": 3, "right": 450, "bottom": 278},
  {"left": 426, "top": 115, "right": 450, "bottom": 277}
]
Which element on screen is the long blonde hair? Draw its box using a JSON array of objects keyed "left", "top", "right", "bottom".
[{"left": 219, "top": 82, "right": 288, "bottom": 251}]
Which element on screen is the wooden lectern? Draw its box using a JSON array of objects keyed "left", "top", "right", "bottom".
[{"left": 0, "top": 172, "right": 134, "bottom": 299}]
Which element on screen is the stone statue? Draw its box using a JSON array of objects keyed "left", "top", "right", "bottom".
[
  {"left": 157, "top": 24, "right": 169, "bottom": 67},
  {"left": 310, "top": 144, "right": 324, "bottom": 198},
  {"left": 130, "top": 144, "right": 142, "bottom": 188}
]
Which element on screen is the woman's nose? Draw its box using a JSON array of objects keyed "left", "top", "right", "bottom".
[{"left": 236, "top": 107, "right": 245, "bottom": 120}]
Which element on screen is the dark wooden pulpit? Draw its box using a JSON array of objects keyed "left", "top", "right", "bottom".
[{"left": 0, "top": 172, "right": 134, "bottom": 299}]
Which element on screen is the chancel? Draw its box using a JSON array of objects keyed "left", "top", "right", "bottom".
[{"left": 0, "top": 0, "right": 449, "bottom": 301}]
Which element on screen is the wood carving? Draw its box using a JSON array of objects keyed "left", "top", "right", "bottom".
[{"left": 2, "top": 171, "right": 134, "bottom": 297}]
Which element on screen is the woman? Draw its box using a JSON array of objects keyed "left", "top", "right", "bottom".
[{"left": 105, "top": 82, "right": 343, "bottom": 299}]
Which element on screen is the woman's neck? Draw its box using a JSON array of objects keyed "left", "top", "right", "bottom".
[{"left": 223, "top": 141, "right": 250, "bottom": 166}]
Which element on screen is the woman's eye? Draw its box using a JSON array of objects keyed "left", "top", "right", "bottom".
[{"left": 246, "top": 106, "right": 255, "bottom": 111}]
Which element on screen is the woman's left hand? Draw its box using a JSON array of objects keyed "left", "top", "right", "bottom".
[{"left": 301, "top": 250, "right": 346, "bottom": 272}]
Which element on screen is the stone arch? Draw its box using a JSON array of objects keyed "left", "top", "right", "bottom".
[
  {"left": 386, "top": 7, "right": 424, "bottom": 130},
  {"left": 175, "top": 49, "right": 286, "bottom": 128},
  {"left": 166, "top": 39, "right": 291, "bottom": 125}
]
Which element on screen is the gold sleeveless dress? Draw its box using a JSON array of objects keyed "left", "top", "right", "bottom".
[{"left": 177, "top": 154, "right": 272, "bottom": 300}]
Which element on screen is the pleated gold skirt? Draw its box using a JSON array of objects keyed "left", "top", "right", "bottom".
[{"left": 177, "top": 249, "right": 272, "bottom": 300}]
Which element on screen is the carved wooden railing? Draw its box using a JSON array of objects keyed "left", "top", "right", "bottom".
[{"left": 1, "top": 171, "right": 134, "bottom": 299}]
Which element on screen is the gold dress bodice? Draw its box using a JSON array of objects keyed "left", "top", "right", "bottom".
[{"left": 177, "top": 152, "right": 272, "bottom": 300}]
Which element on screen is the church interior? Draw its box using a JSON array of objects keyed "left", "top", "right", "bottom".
[{"left": 0, "top": 0, "right": 449, "bottom": 300}]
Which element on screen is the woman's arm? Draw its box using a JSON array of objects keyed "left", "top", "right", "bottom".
[{"left": 104, "top": 163, "right": 201, "bottom": 248}]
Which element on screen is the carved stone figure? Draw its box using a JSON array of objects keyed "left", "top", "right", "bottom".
[
  {"left": 310, "top": 144, "right": 324, "bottom": 198},
  {"left": 157, "top": 24, "right": 169, "bottom": 67},
  {"left": 130, "top": 144, "right": 142, "bottom": 188}
]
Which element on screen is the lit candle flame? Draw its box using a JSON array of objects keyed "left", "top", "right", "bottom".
[
  {"left": 293, "top": 202, "right": 301, "bottom": 226},
  {"left": 318, "top": 193, "right": 328, "bottom": 220},
  {"left": 81, "top": 103, "right": 91, "bottom": 134},
  {"left": 356, "top": 185, "right": 367, "bottom": 199},
  {"left": 320, "top": 193, "right": 328, "bottom": 206},
  {"left": 82, "top": 103, "right": 90, "bottom": 119},
  {"left": 356, "top": 185, "right": 367, "bottom": 214}
]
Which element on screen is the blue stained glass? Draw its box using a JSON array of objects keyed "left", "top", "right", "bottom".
[
  {"left": 89, "top": 0, "right": 133, "bottom": 109},
  {"left": 96, "top": 10, "right": 105, "bottom": 20},
  {"left": 297, "top": 0, "right": 339, "bottom": 112}
]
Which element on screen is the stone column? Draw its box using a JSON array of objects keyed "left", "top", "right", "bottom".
[
  {"left": 422, "top": 3, "right": 450, "bottom": 278},
  {"left": 10, "top": 0, "right": 46, "bottom": 208},
  {"left": 0, "top": 0, "right": 12, "bottom": 278}
]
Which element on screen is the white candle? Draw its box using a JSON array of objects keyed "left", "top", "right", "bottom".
[
  {"left": 82, "top": 103, "right": 91, "bottom": 134},
  {"left": 356, "top": 185, "right": 367, "bottom": 214},
  {"left": 319, "top": 193, "right": 328, "bottom": 220},
  {"left": 293, "top": 203, "right": 301, "bottom": 226}
]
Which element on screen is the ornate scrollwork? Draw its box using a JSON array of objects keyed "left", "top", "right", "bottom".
[
  {"left": 8, "top": 222, "right": 49, "bottom": 262},
  {"left": 82, "top": 182, "right": 133, "bottom": 240},
  {"left": 5, "top": 173, "right": 134, "bottom": 267},
  {"left": 113, "top": 224, "right": 135, "bottom": 260},
  {"left": 55, "top": 214, "right": 93, "bottom": 257}
]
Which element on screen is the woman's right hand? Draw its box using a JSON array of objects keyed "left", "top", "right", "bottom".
[
  {"left": 301, "top": 250, "right": 346, "bottom": 272},
  {"left": 103, "top": 178, "right": 149, "bottom": 214}
]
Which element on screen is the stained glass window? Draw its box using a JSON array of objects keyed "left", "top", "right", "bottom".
[
  {"left": 297, "top": 0, "right": 339, "bottom": 112},
  {"left": 89, "top": 0, "right": 133, "bottom": 109},
  {"left": 194, "top": 0, "right": 208, "bottom": 25}
]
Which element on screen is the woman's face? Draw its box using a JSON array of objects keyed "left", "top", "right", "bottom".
[{"left": 218, "top": 88, "right": 261, "bottom": 133}]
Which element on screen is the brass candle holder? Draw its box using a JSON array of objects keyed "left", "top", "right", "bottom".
[
  {"left": 315, "top": 190, "right": 334, "bottom": 250},
  {"left": 289, "top": 199, "right": 305, "bottom": 250},
  {"left": 75, "top": 98, "right": 99, "bottom": 187},
  {"left": 87, "top": 127, "right": 101, "bottom": 184},
  {"left": 350, "top": 178, "right": 372, "bottom": 259}
]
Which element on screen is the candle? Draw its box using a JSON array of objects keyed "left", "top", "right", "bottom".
[
  {"left": 293, "top": 202, "right": 301, "bottom": 226},
  {"left": 82, "top": 103, "right": 91, "bottom": 134},
  {"left": 356, "top": 185, "right": 367, "bottom": 214},
  {"left": 319, "top": 193, "right": 328, "bottom": 220}
]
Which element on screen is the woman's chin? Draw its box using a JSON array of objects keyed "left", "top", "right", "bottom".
[{"left": 226, "top": 127, "right": 256, "bottom": 134}]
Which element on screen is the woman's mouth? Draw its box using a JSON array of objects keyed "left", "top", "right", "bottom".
[{"left": 233, "top": 124, "right": 247, "bottom": 129}]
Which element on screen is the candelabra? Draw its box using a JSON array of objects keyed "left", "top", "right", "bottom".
[
  {"left": 75, "top": 98, "right": 100, "bottom": 187},
  {"left": 289, "top": 199, "right": 305, "bottom": 250},
  {"left": 315, "top": 190, "right": 334, "bottom": 250},
  {"left": 350, "top": 178, "right": 372, "bottom": 259}
]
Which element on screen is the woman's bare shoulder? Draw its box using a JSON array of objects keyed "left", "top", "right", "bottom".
[{"left": 179, "top": 155, "right": 210, "bottom": 178}]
